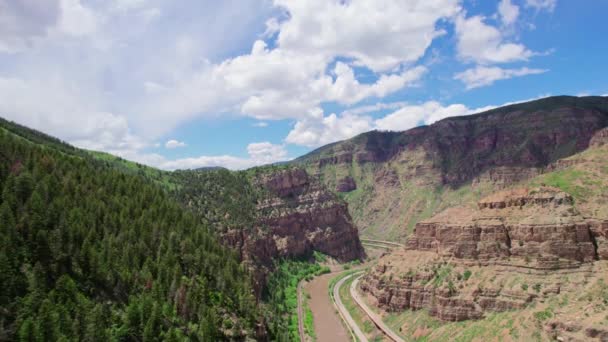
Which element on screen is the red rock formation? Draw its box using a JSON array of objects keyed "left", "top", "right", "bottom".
[
  {"left": 359, "top": 258, "right": 537, "bottom": 322},
  {"left": 225, "top": 168, "right": 364, "bottom": 290},
  {"left": 360, "top": 186, "right": 608, "bottom": 322},
  {"left": 405, "top": 187, "right": 605, "bottom": 265}
]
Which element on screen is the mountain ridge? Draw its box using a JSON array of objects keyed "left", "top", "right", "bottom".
[{"left": 292, "top": 95, "right": 608, "bottom": 240}]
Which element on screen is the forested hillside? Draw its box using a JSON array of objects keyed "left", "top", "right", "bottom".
[{"left": 0, "top": 122, "right": 263, "bottom": 340}]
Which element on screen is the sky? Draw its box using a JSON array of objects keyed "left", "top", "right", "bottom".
[{"left": 0, "top": 0, "right": 607, "bottom": 170}]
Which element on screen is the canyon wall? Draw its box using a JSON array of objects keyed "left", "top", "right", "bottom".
[
  {"left": 295, "top": 96, "right": 608, "bottom": 240},
  {"left": 360, "top": 186, "right": 608, "bottom": 322}
]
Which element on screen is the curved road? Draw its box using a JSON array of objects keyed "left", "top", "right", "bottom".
[
  {"left": 297, "top": 239, "right": 403, "bottom": 341},
  {"left": 333, "top": 272, "right": 368, "bottom": 342},
  {"left": 351, "top": 275, "right": 405, "bottom": 342}
]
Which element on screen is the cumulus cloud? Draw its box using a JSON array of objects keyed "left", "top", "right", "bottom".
[
  {"left": 285, "top": 108, "right": 373, "bottom": 147},
  {"left": 455, "top": 13, "right": 533, "bottom": 64},
  {"left": 273, "top": 0, "right": 461, "bottom": 72},
  {"left": 498, "top": 0, "right": 520, "bottom": 26},
  {"left": 165, "top": 139, "right": 186, "bottom": 149},
  {"left": 0, "top": 76, "right": 145, "bottom": 154},
  {"left": 454, "top": 66, "right": 547, "bottom": 89}
]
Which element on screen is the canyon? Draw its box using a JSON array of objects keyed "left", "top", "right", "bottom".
[
  {"left": 296, "top": 96, "right": 608, "bottom": 240},
  {"left": 291, "top": 96, "right": 608, "bottom": 340}
]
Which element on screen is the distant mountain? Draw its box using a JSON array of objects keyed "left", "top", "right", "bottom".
[{"left": 294, "top": 95, "right": 608, "bottom": 240}]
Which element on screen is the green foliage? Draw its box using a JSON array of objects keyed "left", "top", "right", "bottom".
[
  {"left": 431, "top": 264, "right": 453, "bottom": 288},
  {"left": 264, "top": 260, "right": 327, "bottom": 341},
  {"left": 533, "top": 308, "right": 553, "bottom": 322},
  {"left": 535, "top": 170, "right": 589, "bottom": 199},
  {"left": 0, "top": 125, "right": 261, "bottom": 340},
  {"left": 303, "top": 297, "right": 315, "bottom": 340},
  {"left": 171, "top": 168, "right": 263, "bottom": 232},
  {"left": 313, "top": 251, "right": 328, "bottom": 263},
  {"left": 463, "top": 270, "right": 472, "bottom": 281},
  {"left": 521, "top": 283, "right": 529, "bottom": 291}
]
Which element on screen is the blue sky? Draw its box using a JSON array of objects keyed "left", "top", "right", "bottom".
[{"left": 0, "top": 0, "right": 606, "bottom": 169}]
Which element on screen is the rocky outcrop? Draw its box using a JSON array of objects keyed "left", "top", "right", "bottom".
[
  {"left": 335, "top": 176, "right": 357, "bottom": 192},
  {"left": 361, "top": 186, "right": 608, "bottom": 322},
  {"left": 405, "top": 187, "right": 608, "bottom": 265},
  {"left": 224, "top": 168, "right": 364, "bottom": 290},
  {"left": 590, "top": 127, "right": 608, "bottom": 147},
  {"left": 359, "top": 252, "right": 539, "bottom": 322}
]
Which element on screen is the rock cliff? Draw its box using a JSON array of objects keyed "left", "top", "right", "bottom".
[
  {"left": 295, "top": 96, "right": 608, "bottom": 240},
  {"left": 223, "top": 168, "right": 364, "bottom": 289},
  {"left": 405, "top": 187, "right": 608, "bottom": 265},
  {"left": 360, "top": 186, "right": 608, "bottom": 323},
  {"left": 175, "top": 167, "right": 364, "bottom": 292},
  {"left": 254, "top": 168, "right": 363, "bottom": 262}
]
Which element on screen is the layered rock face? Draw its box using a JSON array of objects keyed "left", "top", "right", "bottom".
[
  {"left": 224, "top": 168, "right": 364, "bottom": 289},
  {"left": 405, "top": 187, "right": 608, "bottom": 265},
  {"left": 255, "top": 168, "right": 364, "bottom": 262},
  {"left": 360, "top": 187, "right": 608, "bottom": 322},
  {"left": 300, "top": 97, "right": 608, "bottom": 187},
  {"left": 359, "top": 250, "right": 570, "bottom": 322},
  {"left": 295, "top": 96, "right": 608, "bottom": 240}
]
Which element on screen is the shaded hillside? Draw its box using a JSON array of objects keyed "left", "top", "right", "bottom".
[
  {"left": 294, "top": 96, "right": 608, "bottom": 240},
  {"left": 0, "top": 121, "right": 263, "bottom": 340}
]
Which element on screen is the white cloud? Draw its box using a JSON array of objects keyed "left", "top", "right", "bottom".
[
  {"left": 0, "top": 0, "right": 557, "bottom": 170},
  {"left": 58, "top": 0, "right": 98, "bottom": 36},
  {"left": 253, "top": 121, "right": 268, "bottom": 127},
  {"left": 525, "top": 0, "right": 557, "bottom": 12},
  {"left": 325, "top": 63, "right": 426, "bottom": 105},
  {"left": 285, "top": 108, "right": 373, "bottom": 147},
  {"left": 455, "top": 14, "right": 533, "bottom": 64},
  {"left": 273, "top": 0, "right": 461, "bottom": 72},
  {"left": 375, "top": 101, "right": 472, "bottom": 131},
  {"left": 454, "top": 66, "right": 547, "bottom": 89},
  {"left": 165, "top": 139, "right": 186, "bottom": 149},
  {"left": 154, "top": 142, "right": 288, "bottom": 170},
  {"left": 498, "top": 0, "right": 519, "bottom": 26},
  {"left": 0, "top": 76, "right": 145, "bottom": 154}
]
